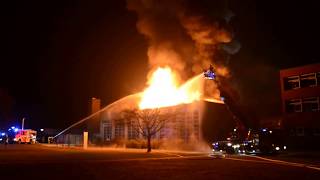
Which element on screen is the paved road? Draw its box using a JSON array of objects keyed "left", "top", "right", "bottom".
[{"left": 0, "top": 144, "right": 319, "bottom": 180}]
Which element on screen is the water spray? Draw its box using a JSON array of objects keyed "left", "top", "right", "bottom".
[
  {"left": 53, "top": 93, "right": 141, "bottom": 139},
  {"left": 53, "top": 73, "right": 223, "bottom": 140}
]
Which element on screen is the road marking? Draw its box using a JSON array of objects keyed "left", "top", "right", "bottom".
[
  {"left": 157, "top": 152, "right": 184, "bottom": 157},
  {"left": 224, "top": 155, "right": 320, "bottom": 171},
  {"left": 0, "top": 155, "right": 208, "bottom": 165},
  {"left": 224, "top": 157, "right": 275, "bottom": 164},
  {"left": 248, "top": 155, "right": 320, "bottom": 171},
  {"left": 87, "top": 155, "right": 207, "bottom": 163},
  {"left": 307, "top": 166, "right": 320, "bottom": 171}
]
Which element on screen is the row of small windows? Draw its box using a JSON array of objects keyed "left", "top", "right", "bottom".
[
  {"left": 290, "top": 128, "right": 320, "bottom": 136},
  {"left": 285, "top": 97, "right": 319, "bottom": 113},
  {"left": 284, "top": 72, "right": 320, "bottom": 90},
  {"left": 102, "top": 114, "right": 201, "bottom": 141},
  {"left": 103, "top": 120, "right": 112, "bottom": 141}
]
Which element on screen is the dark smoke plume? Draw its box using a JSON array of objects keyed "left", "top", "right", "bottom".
[
  {"left": 127, "top": 0, "right": 239, "bottom": 80},
  {"left": 127, "top": 0, "right": 246, "bottom": 143}
]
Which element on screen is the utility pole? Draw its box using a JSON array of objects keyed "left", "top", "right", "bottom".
[
  {"left": 83, "top": 131, "right": 88, "bottom": 149},
  {"left": 22, "top": 117, "right": 25, "bottom": 130}
]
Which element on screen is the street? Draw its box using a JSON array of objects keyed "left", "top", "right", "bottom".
[{"left": 0, "top": 145, "right": 319, "bottom": 179}]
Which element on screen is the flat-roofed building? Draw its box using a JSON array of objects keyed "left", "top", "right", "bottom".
[
  {"left": 280, "top": 63, "right": 320, "bottom": 149},
  {"left": 100, "top": 101, "right": 204, "bottom": 149}
]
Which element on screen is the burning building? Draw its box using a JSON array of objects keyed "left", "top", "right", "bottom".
[
  {"left": 99, "top": 67, "right": 218, "bottom": 150},
  {"left": 100, "top": 101, "right": 204, "bottom": 149},
  {"left": 98, "top": 0, "right": 235, "bottom": 149},
  {"left": 54, "top": 1, "right": 240, "bottom": 149}
]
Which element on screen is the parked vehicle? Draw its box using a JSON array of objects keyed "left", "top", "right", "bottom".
[{"left": 14, "top": 129, "right": 37, "bottom": 144}]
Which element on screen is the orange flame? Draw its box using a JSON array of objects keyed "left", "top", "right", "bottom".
[{"left": 139, "top": 67, "right": 201, "bottom": 109}]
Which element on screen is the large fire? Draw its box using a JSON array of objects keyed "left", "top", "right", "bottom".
[{"left": 139, "top": 67, "right": 202, "bottom": 109}]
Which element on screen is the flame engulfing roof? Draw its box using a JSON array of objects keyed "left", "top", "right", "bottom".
[{"left": 139, "top": 66, "right": 223, "bottom": 110}]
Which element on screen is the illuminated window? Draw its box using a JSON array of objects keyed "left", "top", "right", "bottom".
[
  {"left": 193, "top": 119, "right": 200, "bottom": 140},
  {"left": 193, "top": 111, "right": 199, "bottom": 119},
  {"left": 159, "top": 121, "right": 171, "bottom": 139},
  {"left": 302, "top": 97, "right": 319, "bottom": 112},
  {"left": 300, "top": 73, "right": 317, "bottom": 88},
  {"left": 127, "top": 119, "right": 139, "bottom": 140},
  {"left": 284, "top": 76, "right": 300, "bottom": 90},
  {"left": 285, "top": 99, "right": 302, "bottom": 113},
  {"left": 103, "top": 120, "right": 112, "bottom": 141},
  {"left": 114, "top": 120, "right": 124, "bottom": 138}
]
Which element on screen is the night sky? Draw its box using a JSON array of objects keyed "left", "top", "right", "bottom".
[{"left": 1, "top": 0, "right": 319, "bottom": 130}]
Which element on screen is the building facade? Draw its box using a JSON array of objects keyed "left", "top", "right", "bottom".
[
  {"left": 100, "top": 102, "right": 203, "bottom": 149},
  {"left": 280, "top": 63, "right": 320, "bottom": 148},
  {"left": 87, "top": 97, "right": 101, "bottom": 134}
]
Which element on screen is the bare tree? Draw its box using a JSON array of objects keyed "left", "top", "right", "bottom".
[{"left": 123, "top": 108, "right": 172, "bottom": 152}]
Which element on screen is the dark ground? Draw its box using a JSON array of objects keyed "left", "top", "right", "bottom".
[
  {"left": 0, "top": 144, "right": 319, "bottom": 180},
  {"left": 260, "top": 151, "right": 320, "bottom": 166}
]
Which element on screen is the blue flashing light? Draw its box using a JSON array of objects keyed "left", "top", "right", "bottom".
[
  {"left": 262, "top": 128, "right": 267, "bottom": 132},
  {"left": 11, "top": 126, "right": 15, "bottom": 129},
  {"left": 204, "top": 71, "right": 216, "bottom": 80},
  {"left": 14, "top": 128, "right": 19, "bottom": 132},
  {"left": 1, "top": 133, "right": 5, "bottom": 136}
]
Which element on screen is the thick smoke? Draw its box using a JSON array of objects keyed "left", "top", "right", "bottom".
[
  {"left": 178, "top": 8, "right": 232, "bottom": 75},
  {"left": 127, "top": 0, "right": 239, "bottom": 96}
]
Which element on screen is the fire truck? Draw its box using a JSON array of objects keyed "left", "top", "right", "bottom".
[
  {"left": 205, "top": 65, "right": 286, "bottom": 154},
  {"left": 14, "top": 129, "right": 37, "bottom": 144}
]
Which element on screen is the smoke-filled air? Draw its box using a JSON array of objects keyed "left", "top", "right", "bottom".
[
  {"left": 126, "top": 0, "right": 238, "bottom": 109},
  {"left": 54, "top": 0, "right": 241, "bottom": 152}
]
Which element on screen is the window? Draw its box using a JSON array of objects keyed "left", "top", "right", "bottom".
[
  {"left": 289, "top": 129, "right": 296, "bottom": 136},
  {"left": 285, "top": 99, "right": 302, "bottom": 113},
  {"left": 193, "top": 111, "right": 199, "bottom": 119},
  {"left": 103, "top": 120, "right": 112, "bottom": 141},
  {"left": 127, "top": 119, "right": 139, "bottom": 140},
  {"left": 193, "top": 117, "right": 200, "bottom": 140},
  {"left": 302, "top": 97, "right": 319, "bottom": 112},
  {"left": 313, "top": 128, "right": 320, "bottom": 136},
  {"left": 296, "top": 127, "right": 305, "bottom": 136},
  {"left": 114, "top": 120, "right": 125, "bottom": 138},
  {"left": 284, "top": 76, "right": 300, "bottom": 90},
  {"left": 300, "top": 73, "right": 317, "bottom": 88}
]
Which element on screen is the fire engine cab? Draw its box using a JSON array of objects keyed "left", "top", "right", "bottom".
[{"left": 14, "top": 129, "right": 37, "bottom": 144}]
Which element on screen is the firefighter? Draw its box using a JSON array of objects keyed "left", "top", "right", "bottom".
[{"left": 4, "top": 134, "right": 8, "bottom": 147}]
